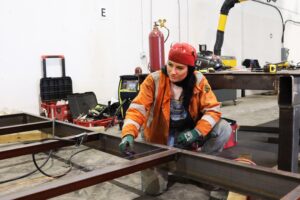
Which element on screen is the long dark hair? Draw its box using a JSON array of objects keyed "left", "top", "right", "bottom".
[{"left": 162, "top": 66, "right": 196, "bottom": 110}]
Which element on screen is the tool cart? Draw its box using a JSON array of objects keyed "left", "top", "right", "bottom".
[{"left": 39, "top": 55, "right": 73, "bottom": 121}]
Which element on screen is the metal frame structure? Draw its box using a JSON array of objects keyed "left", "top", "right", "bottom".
[
  {"left": 0, "top": 113, "right": 299, "bottom": 199},
  {"left": 205, "top": 72, "right": 300, "bottom": 173}
]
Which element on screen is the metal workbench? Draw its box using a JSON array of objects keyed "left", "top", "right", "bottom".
[{"left": 204, "top": 71, "right": 300, "bottom": 173}]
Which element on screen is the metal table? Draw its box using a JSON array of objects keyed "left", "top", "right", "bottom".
[{"left": 205, "top": 71, "right": 300, "bottom": 173}]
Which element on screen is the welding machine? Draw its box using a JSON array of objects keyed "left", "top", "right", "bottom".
[{"left": 118, "top": 74, "right": 147, "bottom": 119}]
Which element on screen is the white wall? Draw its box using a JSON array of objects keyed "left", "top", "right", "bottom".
[{"left": 0, "top": 0, "right": 300, "bottom": 114}]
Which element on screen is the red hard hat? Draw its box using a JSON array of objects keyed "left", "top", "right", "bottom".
[{"left": 168, "top": 43, "right": 197, "bottom": 66}]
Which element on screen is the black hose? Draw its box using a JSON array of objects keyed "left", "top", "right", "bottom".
[
  {"left": 32, "top": 147, "right": 91, "bottom": 179},
  {"left": 214, "top": 0, "right": 240, "bottom": 55},
  {"left": 163, "top": 27, "right": 170, "bottom": 43},
  {"left": 214, "top": 0, "right": 283, "bottom": 55},
  {"left": 252, "top": 0, "right": 284, "bottom": 43},
  {"left": 282, "top": 19, "right": 300, "bottom": 44},
  {"left": 32, "top": 151, "right": 72, "bottom": 178},
  {"left": 105, "top": 99, "right": 130, "bottom": 131},
  {"left": 0, "top": 151, "right": 52, "bottom": 184}
]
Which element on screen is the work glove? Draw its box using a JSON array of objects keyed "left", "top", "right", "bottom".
[
  {"left": 119, "top": 134, "right": 134, "bottom": 155},
  {"left": 176, "top": 129, "right": 200, "bottom": 148}
]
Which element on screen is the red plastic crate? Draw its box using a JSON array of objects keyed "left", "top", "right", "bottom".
[
  {"left": 73, "top": 117, "right": 116, "bottom": 128},
  {"left": 41, "top": 101, "right": 72, "bottom": 122},
  {"left": 223, "top": 123, "right": 238, "bottom": 149}
]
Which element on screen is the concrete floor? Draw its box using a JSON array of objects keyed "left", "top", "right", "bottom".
[{"left": 0, "top": 94, "right": 279, "bottom": 199}]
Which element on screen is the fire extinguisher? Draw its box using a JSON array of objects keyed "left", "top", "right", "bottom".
[{"left": 149, "top": 19, "right": 169, "bottom": 72}]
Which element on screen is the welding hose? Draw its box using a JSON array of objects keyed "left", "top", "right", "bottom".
[
  {"left": 214, "top": 0, "right": 282, "bottom": 56},
  {"left": 32, "top": 147, "right": 91, "bottom": 179},
  {"left": 214, "top": 0, "right": 246, "bottom": 56},
  {"left": 0, "top": 151, "right": 52, "bottom": 184}
]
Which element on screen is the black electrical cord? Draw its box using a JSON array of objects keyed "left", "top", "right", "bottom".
[
  {"left": 251, "top": 0, "right": 284, "bottom": 43},
  {"left": 32, "top": 147, "right": 91, "bottom": 179},
  {"left": 0, "top": 151, "right": 52, "bottom": 184},
  {"left": 163, "top": 26, "right": 170, "bottom": 43},
  {"left": 31, "top": 133, "right": 88, "bottom": 178},
  {"left": 105, "top": 99, "right": 129, "bottom": 131},
  {"left": 0, "top": 134, "right": 90, "bottom": 184},
  {"left": 67, "top": 147, "right": 91, "bottom": 165},
  {"left": 282, "top": 19, "right": 300, "bottom": 44},
  {"left": 32, "top": 151, "right": 72, "bottom": 178}
]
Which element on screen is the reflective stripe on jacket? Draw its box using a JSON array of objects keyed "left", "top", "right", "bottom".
[{"left": 121, "top": 70, "right": 221, "bottom": 145}]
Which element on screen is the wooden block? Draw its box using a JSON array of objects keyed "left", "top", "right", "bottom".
[
  {"left": 88, "top": 126, "right": 105, "bottom": 132},
  {"left": 227, "top": 191, "right": 248, "bottom": 200},
  {"left": 0, "top": 130, "right": 51, "bottom": 144}
]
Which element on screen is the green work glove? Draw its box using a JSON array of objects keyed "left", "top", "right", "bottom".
[
  {"left": 119, "top": 135, "right": 134, "bottom": 155},
  {"left": 176, "top": 129, "right": 200, "bottom": 147}
]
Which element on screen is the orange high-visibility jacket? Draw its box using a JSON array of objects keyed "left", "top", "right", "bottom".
[{"left": 121, "top": 70, "right": 221, "bottom": 145}]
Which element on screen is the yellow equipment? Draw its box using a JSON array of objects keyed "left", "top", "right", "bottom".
[
  {"left": 221, "top": 56, "right": 237, "bottom": 68},
  {"left": 263, "top": 61, "right": 294, "bottom": 73}
]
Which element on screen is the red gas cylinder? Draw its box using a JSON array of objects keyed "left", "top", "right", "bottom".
[{"left": 149, "top": 24, "right": 165, "bottom": 72}]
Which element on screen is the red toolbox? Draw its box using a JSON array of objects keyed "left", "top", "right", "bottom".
[
  {"left": 39, "top": 55, "right": 73, "bottom": 121},
  {"left": 223, "top": 118, "right": 238, "bottom": 149},
  {"left": 41, "top": 101, "right": 72, "bottom": 121},
  {"left": 73, "top": 117, "right": 117, "bottom": 128},
  {"left": 68, "top": 92, "right": 117, "bottom": 128}
]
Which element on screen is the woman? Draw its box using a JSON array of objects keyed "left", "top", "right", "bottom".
[{"left": 119, "top": 42, "right": 231, "bottom": 195}]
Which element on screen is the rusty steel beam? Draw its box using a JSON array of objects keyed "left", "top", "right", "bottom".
[
  {"left": 0, "top": 119, "right": 161, "bottom": 161},
  {"left": 0, "top": 132, "right": 100, "bottom": 160},
  {"left": 239, "top": 125, "right": 279, "bottom": 133},
  {"left": 0, "top": 113, "right": 49, "bottom": 126},
  {"left": 175, "top": 150, "right": 300, "bottom": 199},
  {"left": 0, "top": 112, "right": 300, "bottom": 199},
  {"left": 278, "top": 76, "right": 300, "bottom": 172},
  {"left": 0, "top": 121, "right": 52, "bottom": 135},
  {"left": 1, "top": 134, "right": 300, "bottom": 199},
  {"left": 204, "top": 72, "right": 280, "bottom": 90},
  {"left": 0, "top": 150, "right": 178, "bottom": 200},
  {"left": 281, "top": 185, "right": 300, "bottom": 200}
]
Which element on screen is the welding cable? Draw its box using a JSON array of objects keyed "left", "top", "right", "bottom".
[
  {"left": 30, "top": 133, "right": 88, "bottom": 178},
  {"left": 32, "top": 147, "right": 92, "bottom": 178},
  {"left": 282, "top": 19, "right": 300, "bottom": 45},
  {"left": 251, "top": 0, "right": 284, "bottom": 44},
  {"left": 0, "top": 151, "right": 53, "bottom": 184},
  {"left": 105, "top": 99, "right": 130, "bottom": 131},
  {"left": 32, "top": 151, "right": 72, "bottom": 178},
  {"left": 67, "top": 147, "right": 91, "bottom": 166}
]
